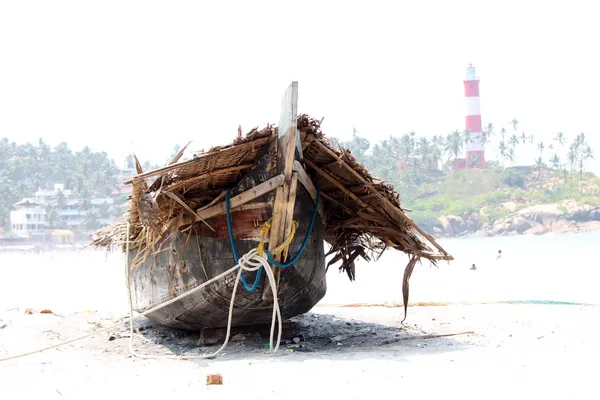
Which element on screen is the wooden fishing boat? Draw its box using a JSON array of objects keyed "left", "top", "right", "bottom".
[{"left": 92, "top": 82, "right": 452, "bottom": 331}]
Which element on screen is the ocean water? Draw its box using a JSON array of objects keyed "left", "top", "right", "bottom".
[
  {"left": 322, "top": 230, "right": 600, "bottom": 306},
  {"left": 1, "top": 231, "right": 598, "bottom": 313}
]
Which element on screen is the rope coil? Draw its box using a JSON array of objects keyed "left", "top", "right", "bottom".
[{"left": 225, "top": 186, "right": 321, "bottom": 291}]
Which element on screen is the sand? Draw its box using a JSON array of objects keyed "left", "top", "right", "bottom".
[{"left": 1, "top": 249, "right": 599, "bottom": 399}]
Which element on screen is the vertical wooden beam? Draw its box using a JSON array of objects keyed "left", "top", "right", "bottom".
[
  {"left": 263, "top": 81, "right": 300, "bottom": 301},
  {"left": 281, "top": 173, "right": 298, "bottom": 260}
]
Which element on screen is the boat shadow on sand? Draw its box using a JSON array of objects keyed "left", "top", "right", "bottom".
[{"left": 125, "top": 310, "right": 472, "bottom": 360}]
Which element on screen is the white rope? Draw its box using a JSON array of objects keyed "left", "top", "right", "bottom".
[
  {"left": 0, "top": 225, "right": 283, "bottom": 362},
  {"left": 126, "top": 249, "right": 283, "bottom": 360}
]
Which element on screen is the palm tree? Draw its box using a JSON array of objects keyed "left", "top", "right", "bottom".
[
  {"left": 520, "top": 132, "right": 528, "bottom": 144},
  {"left": 534, "top": 156, "right": 545, "bottom": 189},
  {"left": 549, "top": 153, "right": 561, "bottom": 191},
  {"left": 554, "top": 132, "right": 566, "bottom": 146},
  {"left": 467, "top": 153, "right": 481, "bottom": 169},
  {"left": 567, "top": 146, "right": 577, "bottom": 196},
  {"left": 445, "top": 130, "right": 463, "bottom": 163},
  {"left": 430, "top": 135, "right": 444, "bottom": 170},
  {"left": 578, "top": 145, "right": 594, "bottom": 194},
  {"left": 511, "top": 119, "right": 519, "bottom": 132},
  {"left": 497, "top": 141, "right": 508, "bottom": 166},
  {"left": 416, "top": 137, "right": 432, "bottom": 170},
  {"left": 485, "top": 123, "right": 494, "bottom": 138},
  {"left": 462, "top": 130, "right": 472, "bottom": 148},
  {"left": 45, "top": 204, "right": 59, "bottom": 229},
  {"left": 509, "top": 134, "right": 519, "bottom": 149},
  {"left": 549, "top": 154, "right": 561, "bottom": 171},
  {"left": 507, "top": 147, "right": 515, "bottom": 166}
]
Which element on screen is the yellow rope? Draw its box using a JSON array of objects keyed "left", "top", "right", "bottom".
[
  {"left": 256, "top": 220, "right": 271, "bottom": 257},
  {"left": 257, "top": 219, "right": 298, "bottom": 258}
]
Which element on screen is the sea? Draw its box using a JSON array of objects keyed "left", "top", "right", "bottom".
[{"left": 1, "top": 231, "right": 599, "bottom": 313}]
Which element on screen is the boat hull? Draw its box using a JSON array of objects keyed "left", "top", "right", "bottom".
[{"left": 127, "top": 185, "right": 326, "bottom": 331}]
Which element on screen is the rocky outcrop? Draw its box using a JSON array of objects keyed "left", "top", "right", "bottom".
[
  {"left": 433, "top": 201, "right": 600, "bottom": 238},
  {"left": 437, "top": 215, "right": 468, "bottom": 236},
  {"left": 517, "top": 204, "right": 562, "bottom": 227}
]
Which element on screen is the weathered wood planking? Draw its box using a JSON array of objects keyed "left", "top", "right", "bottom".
[
  {"left": 265, "top": 81, "right": 300, "bottom": 300},
  {"left": 192, "top": 174, "right": 285, "bottom": 221},
  {"left": 293, "top": 160, "right": 326, "bottom": 222},
  {"left": 278, "top": 81, "right": 302, "bottom": 164}
]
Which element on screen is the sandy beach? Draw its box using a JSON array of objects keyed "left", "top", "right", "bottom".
[{"left": 1, "top": 237, "right": 599, "bottom": 399}]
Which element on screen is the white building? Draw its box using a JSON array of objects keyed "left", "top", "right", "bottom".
[
  {"left": 34, "top": 183, "right": 73, "bottom": 205},
  {"left": 9, "top": 198, "right": 47, "bottom": 238},
  {"left": 10, "top": 183, "right": 115, "bottom": 234}
]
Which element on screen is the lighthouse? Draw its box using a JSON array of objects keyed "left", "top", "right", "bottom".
[{"left": 464, "top": 64, "right": 485, "bottom": 168}]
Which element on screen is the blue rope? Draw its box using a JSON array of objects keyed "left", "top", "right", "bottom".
[
  {"left": 265, "top": 188, "right": 321, "bottom": 268},
  {"left": 225, "top": 185, "right": 321, "bottom": 291},
  {"left": 225, "top": 188, "right": 263, "bottom": 292}
]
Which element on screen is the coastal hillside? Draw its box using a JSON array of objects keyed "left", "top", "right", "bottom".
[
  {"left": 336, "top": 123, "right": 599, "bottom": 237},
  {"left": 406, "top": 167, "right": 600, "bottom": 237}
]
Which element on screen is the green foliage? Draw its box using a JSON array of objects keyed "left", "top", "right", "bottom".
[
  {"left": 407, "top": 209, "right": 441, "bottom": 232},
  {"left": 578, "top": 196, "right": 600, "bottom": 207},
  {"left": 502, "top": 169, "right": 526, "bottom": 188},
  {"left": 487, "top": 207, "right": 509, "bottom": 222},
  {"left": 0, "top": 138, "right": 153, "bottom": 226},
  {"left": 336, "top": 124, "right": 599, "bottom": 233}
]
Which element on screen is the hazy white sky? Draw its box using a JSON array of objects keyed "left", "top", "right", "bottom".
[{"left": 1, "top": 0, "right": 599, "bottom": 171}]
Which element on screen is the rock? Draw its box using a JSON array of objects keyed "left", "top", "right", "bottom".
[
  {"left": 446, "top": 215, "right": 465, "bottom": 234},
  {"left": 590, "top": 210, "right": 600, "bottom": 221},
  {"left": 332, "top": 334, "right": 352, "bottom": 342},
  {"left": 551, "top": 219, "right": 578, "bottom": 233},
  {"left": 437, "top": 216, "right": 451, "bottom": 232},
  {"left": 524, "top": 221, "right": 549, "bottom": 235},
  {"left": 433, "top": 227, "right": 442, "bottom": 234},
  {"left": 568, "top": 205, "right": 596, "bottom": 222},
  {"left": 510, "top": 216, "right": 531, "bottom": 233},
  {"left": 502, "top": 201, "right": 517, "bottom": 212},
  {"left": 230, "top": 333, "right": 246, "bottom": 342},
  {"left": 561, "top": 199, "right": 578, "bottom": 212},
  {"left": 578, "top": 221, "right": 600, "bottom": 232},
  {"left": 487, "top": 222, "right": 506, "bottom": 236},
  {"left": 518, "top": 204, "right": 563, "bottom": 227},
  {"left": 480, "top": 206, "right": 489, "bottom": 216},
  {"left": 465, "top": 213, "right": 479, "bottom": 231}
]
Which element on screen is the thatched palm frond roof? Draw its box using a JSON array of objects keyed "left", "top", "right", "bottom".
[{"left": 92, "top": 115, "right": 452, "bottom": 277}]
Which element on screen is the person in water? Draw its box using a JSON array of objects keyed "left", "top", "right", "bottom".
[
  {"left": 470, "top": 263, "right": 477, "bottom": 271},
  {"left": 496, "top": 249, "right": 502, "bottom": 260}
]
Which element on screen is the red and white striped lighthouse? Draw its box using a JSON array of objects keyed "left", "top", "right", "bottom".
[{"left": 464, "top": 64, "right": 486, "bottom": 168}]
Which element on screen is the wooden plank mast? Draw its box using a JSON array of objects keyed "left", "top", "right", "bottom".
[{"left": 262, "top": 81, "right": 303, "bottom": 301}]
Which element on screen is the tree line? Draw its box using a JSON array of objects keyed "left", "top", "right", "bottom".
[
  {"left": 335, "top": 119, "right": 595, "bottom": 197},
  {"left": 0, "top": 138, "right": 158, "bottom": 228},
  {"left": 1, "top": 125, "right": 595, "bottom": 230}
]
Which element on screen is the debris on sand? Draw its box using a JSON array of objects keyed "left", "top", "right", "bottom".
[{"left": 206, "top": 373, "right": 223, "bottom": 385}]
